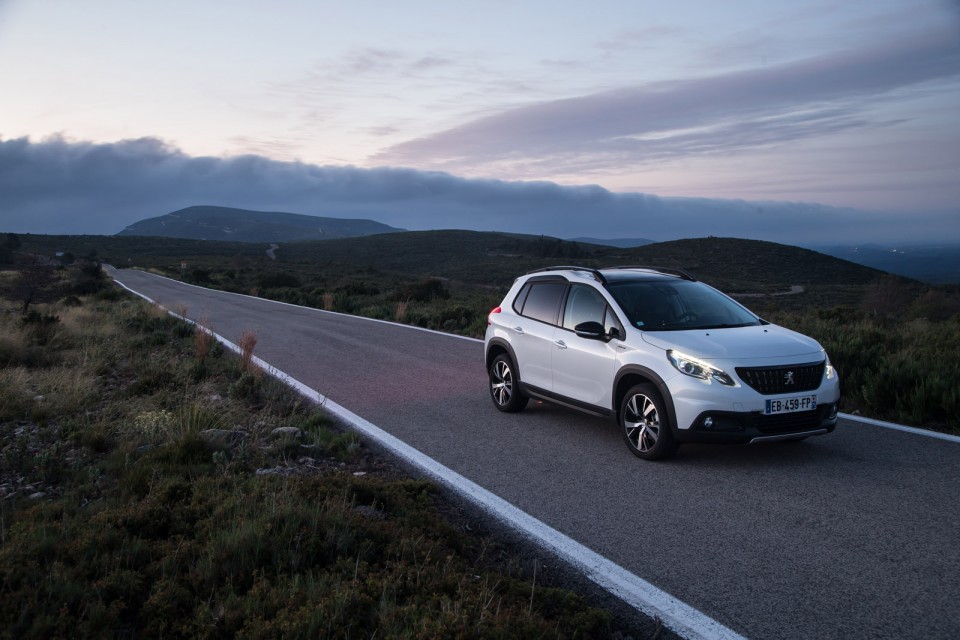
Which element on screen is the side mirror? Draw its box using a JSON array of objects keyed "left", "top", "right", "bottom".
[{"left": 574, "top": 321, "right": 607, "bottom": 341}]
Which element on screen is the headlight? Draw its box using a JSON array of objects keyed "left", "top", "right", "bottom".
[
  {"left": 667, "top": 350, "right": 735, "bottom": 386},
  {"left": 824, "top": 353, "right": 836, "bottom": 380}
]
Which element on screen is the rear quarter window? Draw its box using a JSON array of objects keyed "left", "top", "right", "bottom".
[{"left": 518, "top": 282, "right": 566, "bottom": 325}]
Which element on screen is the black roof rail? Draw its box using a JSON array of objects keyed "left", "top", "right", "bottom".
[
  {"left": 608, "top": 265, "right": 696, "bottom": 281},
  {"left": 525, "top": 265, "right": 607, "bottom": 284}
]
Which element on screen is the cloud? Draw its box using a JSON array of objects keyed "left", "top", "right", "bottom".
[
  {"left": 374, "top": 28, "right": 960, "bottom": 171},
  {"left": 1, "top": 135, "right": 954, "bottom": 245}
]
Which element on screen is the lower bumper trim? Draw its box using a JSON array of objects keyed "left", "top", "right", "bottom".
[{"left": 749, "top": 429, "right": 829, "bottom": 444}]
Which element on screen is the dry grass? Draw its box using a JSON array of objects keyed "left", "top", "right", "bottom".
[
  {"left": 395, "top": 299, "right": 410, "bottom": 322},
  {"left": 0, "top": 366, "right": 31, "bottom": 420},
  {"left": 238, "top": 329, "right": 258, "bottom": 373},
  {"left": 32, "top": 366, "right": 97, "bottom": 415},
  {"left": 195, "top": 316, "right": 213, "bottom": 363}
]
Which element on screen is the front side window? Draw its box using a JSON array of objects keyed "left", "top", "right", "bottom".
[
  {"left": 607, "top": 280, "right": 760, "bottom": 331},
  {"left": 562, "top": 284, "right": 607, "bottom": 330}
]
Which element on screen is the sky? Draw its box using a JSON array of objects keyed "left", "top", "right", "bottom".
[{"left": 1, "top": 0, "right": 958, "bottom": 244}]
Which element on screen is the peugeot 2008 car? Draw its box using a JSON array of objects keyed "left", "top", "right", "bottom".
[{"left": 484, "top": 266, "right": 841, "bottom": 460}]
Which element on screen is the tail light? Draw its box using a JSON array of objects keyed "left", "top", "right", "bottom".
[{"left": 487, "top": 306, "right": 501, "bottom": 325}]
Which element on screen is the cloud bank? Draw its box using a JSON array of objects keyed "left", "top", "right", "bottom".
[
  {"left": 0, "top": 135, "right": 952, "bottom": 244},
  {"left": 374, "top": 28, "right": 960, "bottom": 176}
]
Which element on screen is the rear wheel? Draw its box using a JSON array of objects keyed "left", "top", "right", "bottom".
[
  {"left": 489, "top": 353, "right": 528, "bottom": 412},
  {"left": 620, "top": 384, "right": 678, "bottom": 460}
]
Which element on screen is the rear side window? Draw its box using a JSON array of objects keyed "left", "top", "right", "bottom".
[{"left": 517, "top": 282, "right": 566, "bottom": 324}]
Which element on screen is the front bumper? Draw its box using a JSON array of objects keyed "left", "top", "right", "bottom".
[{"left": 673, "top": 401, "right": 840, "bottom": 444}]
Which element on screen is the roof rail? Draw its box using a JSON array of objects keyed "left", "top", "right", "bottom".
[
  {"left": 608, "top": 265, "right": 696, "bottom": 281},
  {"left": 525, "top": 265, "right": 607, "bottom": 284}
]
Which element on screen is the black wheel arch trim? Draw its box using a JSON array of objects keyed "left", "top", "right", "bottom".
[
  {"left": 613, "top": 365, "right": 679, "bottom": 436},
  {"left": 485, "top": 338, "right": 520, "bottom": 375}
]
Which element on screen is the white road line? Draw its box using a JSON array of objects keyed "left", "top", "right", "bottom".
[
  {"left": 112, "top": 274, "right": 746, "bottom": 640},
  {"left": 840, "top": 413, "right": 960, "bottom": 443}
]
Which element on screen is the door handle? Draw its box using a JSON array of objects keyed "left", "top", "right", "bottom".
[
  {"left": 554, "top": 340, "right": 567, "bottom": 349},
  {"left": 512, "top": 326, "right": 524, "bottom": 335}
]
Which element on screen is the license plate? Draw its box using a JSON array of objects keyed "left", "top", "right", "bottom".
[{"left": 765, "top": 395, "right": 817, "bottom": 415}]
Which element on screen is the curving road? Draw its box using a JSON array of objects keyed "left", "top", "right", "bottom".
[{"left": 107, "top": 267, "right": 960, "bottom": 640}]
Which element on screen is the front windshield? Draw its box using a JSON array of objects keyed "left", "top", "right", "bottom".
[{"left": 607, "top": 280, "right": 760, "bottom": 331}]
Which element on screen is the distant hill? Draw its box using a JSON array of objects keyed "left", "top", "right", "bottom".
[
  {"left": 809, "top": 243, "right": 960, "bottom": 284},
  {"left": 278, "top": 231, "right": 896, "bottom": 289},
  {"left": 569, "top": 237, "right": 655, "bottom": 248},
  {"left": 17, "top": 230, "right": 911, "bottom": 310},
  {"left": 117, "top": 205, "right": 404, "bottom": 242},
  {"left": 612, "top": 237, "right": 890, "bottom": 284}
]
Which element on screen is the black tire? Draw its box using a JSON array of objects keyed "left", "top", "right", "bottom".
[
  {"left": 488, "top": 353, "right": 528, "bottom": 413},
  {"left": 620, "top": 384, "right": 678, "bottom": 460}
]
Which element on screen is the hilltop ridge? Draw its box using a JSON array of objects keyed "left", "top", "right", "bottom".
[{"left": 117, "top": 205, "right": 404, "bottom": 242}]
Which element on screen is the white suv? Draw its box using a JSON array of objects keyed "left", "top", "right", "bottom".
[{"left": 484, "top": 266, "right": 841, "bottom": 460}]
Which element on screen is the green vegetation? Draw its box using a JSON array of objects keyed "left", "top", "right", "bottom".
[
  {"left": 0, "top": 266, "right": 639, "bottom": 639},
  {"left": 11, "top": 231, "right": 960, "bottom": 432},
  {"left": 767, "top": 300, "right": 960, "bottom": 433}
]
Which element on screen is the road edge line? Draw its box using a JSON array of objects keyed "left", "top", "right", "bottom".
[
  {"left": 113, "top": 277, "right": 746, "bottom": 640},
  {"left": 840, "top": 413, "right": 960, "bottom": 443}
]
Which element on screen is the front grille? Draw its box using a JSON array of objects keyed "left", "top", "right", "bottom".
[
  {"left": 736, "top": 362, "right": 824, "bottom": 395},
  {"left": 751, "top": 407, "right": 827, "bottom": 434}
]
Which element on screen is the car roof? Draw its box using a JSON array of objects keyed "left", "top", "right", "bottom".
[{"left": 524, "top": 265, "right": 696, "bottom": 284}]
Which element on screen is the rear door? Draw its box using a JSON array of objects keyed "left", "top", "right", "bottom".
[{"left": 510, "top": 279, "right": 566, "bottom": 393}]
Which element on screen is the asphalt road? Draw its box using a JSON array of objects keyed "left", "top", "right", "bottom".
[{"left": 107, "top": 267, "right": 960, "bottom": 640}]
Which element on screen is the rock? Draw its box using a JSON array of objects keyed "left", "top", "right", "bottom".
[
  {"left": 29, "top": 492, "right": 46, "bottom": 500},
  {"left": 354, "top": 505, "right": 383, "bottom": 519},
  {"left": 255, "top": 466, "right": 298, "bottom": 477},
  {"left": 270, "top": 427, "right": 302, "bottom": 439}
]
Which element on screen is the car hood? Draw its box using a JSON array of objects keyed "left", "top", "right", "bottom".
[{"left": 640, "top": 324, "right": 823, "bottom": 361}]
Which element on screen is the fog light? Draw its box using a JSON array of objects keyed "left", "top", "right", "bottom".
[
  {"left": 828, "top": 403, "right": 839, "bottom": 419},
  {"left": 703, "top": 417, "right": 714, "bottom": 429}
]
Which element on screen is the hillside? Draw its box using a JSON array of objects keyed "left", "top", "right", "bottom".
[
  {"left": 278, "top": 232, "right": 891, "bottom": 285},
  {"left": 569, "top": 236, "right": 655, "bottom": 248},
  {"left": 14, "top": 230, "right": 900, "bottom": 298},
  {"left": 608, "top": 236, "right": 890, "bottom": 286},
  {"left": 117, "top": 205, "right": 404, "bottom": 242}
]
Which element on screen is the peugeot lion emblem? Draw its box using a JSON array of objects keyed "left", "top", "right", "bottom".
[{"left": 784, "top": 371, "right": 795, "bottom": 385}]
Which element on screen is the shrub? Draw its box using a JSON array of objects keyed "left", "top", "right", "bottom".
[
  {"left": 396, "top": 278, "right": 450, "bottom": 303},
  {"left": 259, "top": 272, "right": 301, "bottom": 289},
  {"left": 19, "top": 310, "right": 60, "bottom": 346}
]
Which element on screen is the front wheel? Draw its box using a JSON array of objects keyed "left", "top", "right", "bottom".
[
  {"left": 620, "top": 384, "right": 678, "bottom": 460},
  {"left": 489, "top": 353, "right": 528, "bottom": 413}
]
